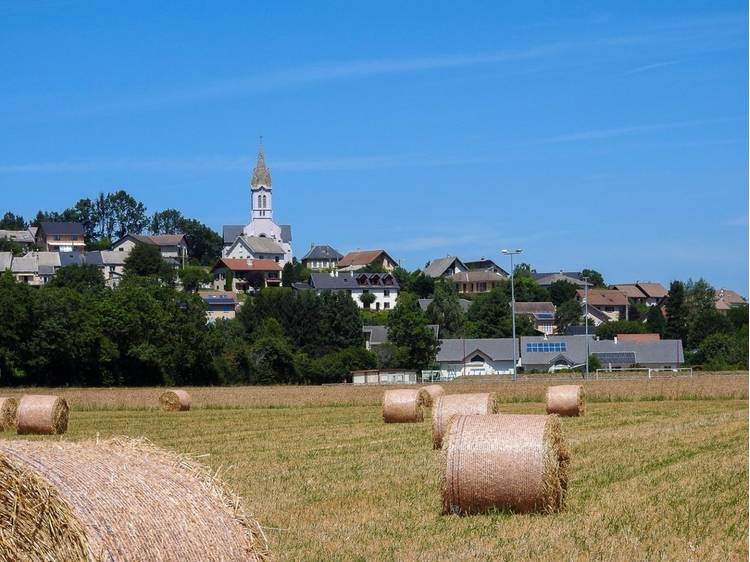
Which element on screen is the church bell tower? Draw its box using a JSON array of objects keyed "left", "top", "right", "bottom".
[{"left": 250, "top": 140, "right": 273, "bottom": 222}]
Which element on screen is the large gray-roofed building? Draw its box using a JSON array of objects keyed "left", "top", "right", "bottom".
[{"left": 435, "top": 338, "right": 517, "bottom": 377}]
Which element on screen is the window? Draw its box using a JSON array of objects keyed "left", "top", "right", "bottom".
[
  {"left": 526, "top": 342, "right": 567, "bottom": 353},
  {"left": 53, "top": 235, "right": 61, "bottom": 240},
  {"left": 384, "top": 302, "right": 390, "bottom": 309},
  {"left": 384, "top": 289, "right": 390, "bottom": 297},
  {"left": 470, "top": 354, "right": 484, "bottom": 363},
  {"left": 257, "top": 194, "right": 262, "bottom": 208},
  {"left": 275, "top": 256, "right": 279, "bottom": 262}
]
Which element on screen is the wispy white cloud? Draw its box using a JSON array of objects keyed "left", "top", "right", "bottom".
[
  {"left": 533, "top": 118, "right": 730, "bottom": 144},
  {"left": 622, "top": 60, "right": 679, "bottom": 76},
  {"left": 722, "top": 215, "right": 749, "bottom": 227}
]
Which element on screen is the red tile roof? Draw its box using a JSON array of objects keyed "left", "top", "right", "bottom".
[
  {"left": 616, "top": 333, "right": 661, "bottom": 342},
  {"left": 611, "top": 284, "right": 648, "bottom": 299},
  {"left": 577, "top": 289, "right": 629, "bottom": 307},
  {"left": 338, "top": 250, "right": 393, "bottom": 268},
  {"left": 636, "top": 283, "right": 668, "bottom": 299}
]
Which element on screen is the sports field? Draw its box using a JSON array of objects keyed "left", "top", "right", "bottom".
[{"left": 3, "top": 375, "right": 748, "bottom": 561}]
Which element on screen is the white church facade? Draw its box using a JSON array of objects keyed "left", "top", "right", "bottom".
[{"left": 222, "top": 143, "right": 293, "bottom": 266}]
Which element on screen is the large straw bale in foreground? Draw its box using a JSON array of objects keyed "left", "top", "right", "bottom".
[
  {"left": 420, "top": 384, "right": 445, "bottom": 407},
  {"left": 546, "top": 385, "right": 585, "bottom": 417},
  {"left": 159, "top": 389, "right": 191, "bottom": 411},
  {"left": 442, "top": 414, "right": 569, "bottom": 515},
  {"left": 431, "top": 392, "right": 497, "bottom": 449},
  {"left": 0, "top": 438, "right": 268, "bottom": 561},
  {"left": 16, "top": 394, "right": 68, "bottom": 435},
  {"left": 382, "top": 388, "right": 429, "bottom": 423},
  {"left": 0, "top": 398, "right": 18, "bottom": 431}
]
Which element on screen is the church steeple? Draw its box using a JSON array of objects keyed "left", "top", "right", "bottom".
[{"left": 251, "top": 139, "right": 272, "bottom": 188}]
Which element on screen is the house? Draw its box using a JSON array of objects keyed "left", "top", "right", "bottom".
[
  {"left": 301, "top": 245, "right": 343, "bottom": 271},
  {"left": 533, "top": 271, "right": 590, "bottom": 288},
  {"left": 363, "top": 324, "right": 439, "bottom": 350},
  {"left": 224, "top": 235, "right": 286, "bottom": 264},
  {"left": 424, "top": 256, "right": 468, "bottom": 279},
  {"left": 635, "top": 283, "right": 668, "bottom": 306},
  {"left": 112, "top": 234, "right": 188, "bottom": 266},
  {"left": 435, "top": 338, "right": 516, "bottom": 378},
  {"left": 222, "top": 143, "right": 293, "bottom": 265},
  {"left": 85, "top": 251, "right": 128, "bottom": 288},
  {"left": 514, "top": 302, "right": 556, "bottom": 335},
  {"left": 418, "top": 298, "right": 472, "bottom": 314},
  {"left": 337, "top": 250, "right": 398, "bottom": 272},
  {"left": 10, "top": 256, "right": 39, "bottom": 285},
  {"left": 520, "top": 335, "right": 684, "bottom": 371},
  {"left": 0, "top": 229, "right": 35, "bottom": 251},
  {"left": 303, "top": 271, "right": 399, "bottom": 310},
  {"left": 35, "top": 222, "right": 86, "bottom": 252},
  {"left": 715, "top": 289, "right": 747, "bottom": 312},
  {"left": 576, "top": 289, "right": 629, "bottom": 321},
  {"left": 210, "top": 258, "right": 282, "bottom": 293},
  {"left": 582, "top": 305, "right": 610, "bottom": 327},
  {"left": 611, "top": 284, "right": 648, "bottom": 305},
  {"left": 464, "top": 258, "right": 509, "bottom": 277},
  {"left": 200, "top": 291, "right": 239, "bottom": 322},
  {"left": 452, "top": 270, "right": 506, "bottom": 294}
]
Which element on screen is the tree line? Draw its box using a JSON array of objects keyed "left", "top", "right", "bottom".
[{"left": 1, "top": 191, "right": 222, "bottom": 265}]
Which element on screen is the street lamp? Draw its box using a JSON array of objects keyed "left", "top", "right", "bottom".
[
  {"left": 581, "top": 275, "right": 590, "bottom": 378},
  {"left": 501, "top": 249, "right": 523, "bottom": 381}
]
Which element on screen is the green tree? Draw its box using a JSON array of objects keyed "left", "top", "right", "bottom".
[
  {"left": 359, "top": 292, "right": 376, "bottom": 309},
  {"left": 248, "top": 318, "right": 299, "bottom": 384},
  {"left": 664, "top": 281, "right": 688, "bottom": 342},
  {"left": 281, "top": 262, "right": 296, "bottom": 287},
  {"left": 466, "top": 287, "right": 535, "bottom": 338},
  {"left": 108, "top": 190, "right": 148, "bottom": 239},
  {"left": 426, "top": 280, "right": 466, "bottom": 337},
  {"left": 588, "top": 354, "right": 603, "bottom": 371},
  {"left": 224, "top": 270, "right": 234, "bottom": 292},
  {"left": 180, "top": 218, "right": 223, "bottom": 265},
  {"left": 645, "top": 305, "right": 666, "bottom": 336},
  {"left": 150, "top": 209, "right": 185, "bottom": 234},
  {"left": 179, "top": 266, "right": 212, "bottom": 293},
  {"left": 48, "top": 264, "right": 106, "bottom": 293},
  {"left": 595, "top": 320, "right": 646, "bottom": 340},
  {"left": 548, "top": 280, "right": 578, "bottom": 306},
  {"left": 581, "top": 269, "right": 605, "bottom": 288},
  {"left": 685, "top": 278, "right": 729, "bottom": 349},
  {"left": 386, "top": 292, "right": 439, "bottom": 369},
  {"left": 124, "top": 243, "right": 165, "bottom": 277},
  {"left": 0, "top": 271, "right": 36, "bottom": 382},
  {"left": 554, "top": 300, "right": 582, "bottom": 332},
  {"left": 0, "top": 212, "right": 27, "bottom": 230},
  {"left": 0, "top": 239, "right": 24, "bottom": 256}
]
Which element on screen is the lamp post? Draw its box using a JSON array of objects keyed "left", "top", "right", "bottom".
[
  {"left": 501, "top": 249, "right": 523, "bottom": 381},
  {"left": 582, "top": 276, "right": 590, "bottom": 378}
]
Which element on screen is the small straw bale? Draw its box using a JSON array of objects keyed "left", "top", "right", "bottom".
[
  {"left": 442, "top": 414, "right": 570, "bottom": 515},
  {"left": 159, "top": 389, "right": 191, "bottom": 411},
  {"left": 0, "top": 438, "right": 269, "bottom": 561},
  {"left": 0, "top": 398, "right": 18, "bottom": 431},
  {"left": 431, "top": 392, "right": 497, "bottom": 449},
  {"left": 16, "top": 394, "right": 68, "bottom": 435},
  {"left": 420, "top": 384, "right": 445, "bottom": 407},
  {"left": 546, "top": 385, "right": 585, "bottom": 417},
  {"left": 382, "top": 388, "right": 429, "bottom": 423}
]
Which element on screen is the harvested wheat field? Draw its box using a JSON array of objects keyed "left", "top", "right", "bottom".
[{"left": 1, "top": 374, "right": 747, "bottom": 561}]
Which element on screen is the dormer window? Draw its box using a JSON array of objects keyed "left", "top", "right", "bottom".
[{"left": 357, "top": 274, "right": 368, "bottom": 285}]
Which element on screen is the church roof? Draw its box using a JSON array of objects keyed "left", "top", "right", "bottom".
[
  {"left": 222, "top": 225, "right": 244, "bottom": 245},
  {"left": 235, "top": 235, "right": 284, "bottom": 255},
  {"left": 251, "top": 144, "right": 272, "bottom": 188}
]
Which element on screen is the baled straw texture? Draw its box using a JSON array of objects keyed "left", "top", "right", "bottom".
[
  {"left": 159, "top": 389, "right": 191, "bottom": 411},
  {"left": 0, "top": 398, "right": 18, "bottom": 431},
  {"left": 420, "top": 384, "right": 445, "bottom": 407},
  {"left": 442, "top": 414, "right": 569, "bottom": 515},
  {"left": 431, "top": 392, "right": 497, "bottom": 449},
  {"left": 0, "top": 438, "right": 269, "bottom": 562},
  {"left": 546, "top": 385, "right": 585, "bottom": 417},
  {"left": 382, "top": 388, "right": 429, "bottom": 423},
  {"left": 16, "top": 394, "right": 68, "bottom": 435}
]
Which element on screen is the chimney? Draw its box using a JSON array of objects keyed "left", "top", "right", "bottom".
[{"left": 614, "top": 336, "right": 618, "bottom": 345}]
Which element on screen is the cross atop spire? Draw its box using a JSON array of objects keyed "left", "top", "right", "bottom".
[{"left": 251, "top": 139, "right": 272, "bottom": 188}]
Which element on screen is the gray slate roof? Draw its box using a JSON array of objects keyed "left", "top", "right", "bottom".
[
  {"left": 85, "top": 250, "right": 128, "bottom": 266},
  {"left": 302, "top": 245, "right": 343, "bottom": 261},
  {"left": 222, "top": 225, "right": 244, "bottom": 245},
  {"left": 0, "top": 230, "right": 34, "bottom": 244},
  {"left": 464, "top": 259, "right": 509, "bottom": 276},
  {"left": 11, "top": 256, "right": 38, "bottom": 273},
  {"left": 532, "top": 272, "right": 590, "bottom": 287},
  {"left": 235, "top": 236, "right": 284, "bottom": 255},
  {"left": 280, "top": 225, "right": 292, "bottom": 243},
  {"left": 418, "top": 298, "right": 472, "bottom": 314},
  {"left": 424, "top": 256, "right": 465, "bottom": 278},
  {"left": 0, "top": 252, "right": 12, "bottom": 271},
  {"left": 437, "top": 338, "right": 516, "bottom": 362},
  {"left": 520, "top": 335, "right": 684, "bottom": 366},
  {"left": 38, "top": 222, "right": 84, "bottom": 236},
  {"left": 59, "top": 251, "right": 85, "bottom": 267},
  {"left": 309, "top": 272, "right": 400, "bottom": 290}
]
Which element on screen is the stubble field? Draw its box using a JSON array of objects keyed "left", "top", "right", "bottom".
[{"left": 2, "top": 374, "right": 748, "bottom": 561}]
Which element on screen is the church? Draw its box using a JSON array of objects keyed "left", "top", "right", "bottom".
[{"left": 222, "top": 143, "right": 293, "bottom": 266}]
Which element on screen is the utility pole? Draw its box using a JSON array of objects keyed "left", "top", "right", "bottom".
[
  {"left": 501, "top": 249, "right": 523, "bottom": 381},
  {"left": 582, "top": 275, "right": 590, "bottom": 378}
]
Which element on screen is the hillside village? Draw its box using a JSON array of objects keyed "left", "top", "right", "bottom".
[{"left": 1, "top": 145, "right": 747, "bottom": 382}]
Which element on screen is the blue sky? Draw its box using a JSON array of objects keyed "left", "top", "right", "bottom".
[{"left": 1, "top": 1, "right": 747, "bottom": 291}]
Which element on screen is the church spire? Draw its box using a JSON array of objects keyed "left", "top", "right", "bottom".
[{"left": 251, "top": 138, "right": 272, "bottom": 188}]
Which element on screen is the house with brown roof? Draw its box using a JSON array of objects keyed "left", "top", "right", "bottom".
[
  {"left": 715, "top": 289, "right": 747, "bottom": 312},
  {"left": 112, "top": 234, "right": 188, "bottom": 266},
  {"left": 210, "top": 258, "right": 281, "bottom": 292},
  {"left": 35, "top": 222, "right": 86, "bottom": 252},
  {"left": 337, "top": 250, "right": 397, "bottom": 272},
  {"left": 514, "top": 302, "right": 556, "bottom": 335},
  {"left": 576, "top": 289, "right": 629, "bottom": 321},
  {"left": 611, "top": 283, "right": 668, "bottom": 306},
  {"left": 452, "top": 270, "right": 506, "bottom": 295}
]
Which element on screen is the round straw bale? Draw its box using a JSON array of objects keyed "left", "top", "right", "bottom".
[
  {"left": 0, "top": 397, "right": 18, "bottom": 431},
  {"left": 0, "top": 438, "right": 269, "bottom": 561},
  {"left": 382, "top": 388, "right": 429, "bottom": 423},
  {"left": 16, "top": 394, "right": 68, "bottom": 435},
  {"left": 420, "top": 384, "right": 445, "bottom": 407},
  {"left": 546, "top": 385, "right": 585, "bottom": 417},
  {"left": 159, "top": 389, "right": 191, "bottom": 411},
  {"left": 442, "top": 414, "right": 569, "bottom": 515},
  {"left": 431, "top": 392, "right": 497, "bottom": 449}
]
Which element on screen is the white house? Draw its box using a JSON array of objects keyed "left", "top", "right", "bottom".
[
  {"left": 222, "top": 143, "right": 293, "bottom": 266},
  {"left": 435, "top": 338, "right": 516, "bottom": 378},
  {"left": 224, "top": 235, "right": 286, "bottom": 264},
  {"left": 424, "top": 256, "right": 468, "bottom": 279},
  {"left": 85, "top": 250, "right": 128, "bottom": 288},
  {"left": 112, "top": 234, "right": 188, "bottom": 266},
  {"left": 302, "top": 271, "right": 400, "bottom": 311}
]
